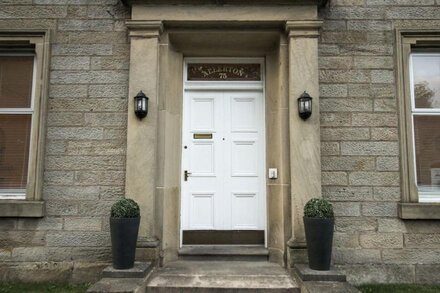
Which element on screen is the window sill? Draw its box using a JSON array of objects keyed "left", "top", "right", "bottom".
[
  {"left": 398, "top": 202, "right": 440, "bottom": 220},
  {"left": 0, "top": 200, "right": 45, "bottom": 217}
]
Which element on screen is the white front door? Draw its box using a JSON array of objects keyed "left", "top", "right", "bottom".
[{"left": 181, "top": 89, "right": 266, "bottom": 232}]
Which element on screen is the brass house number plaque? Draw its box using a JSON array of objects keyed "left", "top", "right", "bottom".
[{"left": 188, "top": 63, "right": 261, "bottom": 81}]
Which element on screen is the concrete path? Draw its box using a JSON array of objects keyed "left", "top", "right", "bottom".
[{"left": 146, "top": 260, "right": 300, "bottom": 292}]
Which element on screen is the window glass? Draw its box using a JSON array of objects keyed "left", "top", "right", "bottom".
[
  {"left": 0, "top": 115, "right": 31, "bottom": 192},
  {"left": 0, "top": 56, "right": 33, "bottom": 108},
  {"left": 411, "top": 54, "right": 440, "bottom": 109},
  {"left": 411, "top": 53, "right": 440, "bottom": 202},
  {"left": 413, "top": 116, "right": 440, "bottom": 194}
]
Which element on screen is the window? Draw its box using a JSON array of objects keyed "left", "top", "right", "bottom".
[
  {"left": 0, "top": 31, "right": 49, "bottom": 217},
  {"left": 397, "top": 30, "right": 440, "bottom": 219}
]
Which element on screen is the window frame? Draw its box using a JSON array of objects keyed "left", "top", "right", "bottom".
[
  {"left": 396, "top": 29, "right": 440, "bottom": 219},
  {"left": 0, "top": 30, "right": 50, "bottom": 217}
]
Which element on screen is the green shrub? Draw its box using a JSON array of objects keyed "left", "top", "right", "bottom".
[
  {"left": 111, "top": 198, "right": 140, "bottom": 218},
  {"left": 304, "top": 198, "right": 334, "bottom": 218}
]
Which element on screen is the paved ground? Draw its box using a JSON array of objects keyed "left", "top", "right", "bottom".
[{"left": 146, "top": 260, "right": 299, "bottom": 292}]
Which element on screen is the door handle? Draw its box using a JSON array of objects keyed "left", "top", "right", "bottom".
[{"left": 184, "top": 170, "right": 192, "bottom": 181}]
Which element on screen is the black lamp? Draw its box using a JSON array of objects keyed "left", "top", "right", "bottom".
[
  {"left": 298, "top": 91, "right": 312, "bottom": 120},
  {"left": 134, "top": 91, "right": 148, "bottom": 119}
]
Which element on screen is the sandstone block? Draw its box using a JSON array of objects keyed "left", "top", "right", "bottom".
[
  {"left": 341, "top": 141, "right": 398, "bottom": 156},
  {"left": 50, "top": 56, "right": 90, "bottom": 70},
  {"left": 335, "top": 217, "right": 377, "bottom": 232},
  {"left": 74, "top": 171, "right": 125, "bottom": 186},
  {"left": 320, "top": 98, "right": 373, "bottom": 112},
  {"left": 88, "top": 84, "right": 128, "bottom": 98},
  {"left": 46, "top": 231, "right": 110, "bottom": 247},
  {"left": 333, "top": 248, "right": 382, "bottom": 264},
  {"left": 46, "top": 200, "right": 78, "bottom": 216},
  {"left": 0, "top": 231, "right": 46, "bottom": 247},
  {"left": 319, "top": 84, "right": 348, "bottom": 97},
  {"left": 352, "top": 113, "right": 398, "bottom": 126},
  {"left": 322, "top": 186, "right": 373, "bottom": 201},
  {"left": 17, "top": 217, "right": 63, "bottom": 231},
  {"left": 44, "top": 171, "right": 74, "bottom": 185},
  {"left": 371, "top": 70, "right": 395, "bottom": 83},
  {"left": 322, "top": 156, "right": 375, "bottom": 171},
  {"left": 374, "top": 99, "right": 397, "bottom": 112},
  {"left": 386, "top": 7, "right": 440, "bottom": 19},
  {"left": 415, "top": 264, "right": 440, "bottom": 284},
  {"left": 64, "top": 217, "right": 102, "bottom": 231},
  {"left": 43, "top": 186, "right": 100, "bottom": 201},
  {"left": 405, "top": 234, "right": 440, "bottom": 248},
  {"left": 67, "top": 140, "right": 125, "bottom": 156},
  {"left": 319, "top": 57, "right": 353, "bottom": 70},
  {"left": 47, "top": 112, "right": 84, "bottom": 126},
  {"left": 378, "top": 218, "right": 407, "bottom": 233},
  {"left": 341, "top": 264, "right": 415, "bottom": 285},
  {"left": 84, "top": 113, "right": 127, "bottom": 127},
  {"left": 45, "top": 155, "right": 125, "bottom": 171},
  {"left": 382, "top": 249, "right": 440, "bottom": 264},
  {"left": 320, "top": 113, "right": 351, "bottom": 126},
  {"left": 49, "top": 85, "right": 88, "bottom": 98},
  {"left": 322, "top": 171, "right": 348, "bottom": 186},
  {"left": 77, "top": 201, "right": 114, "bottom": 216},
  {"left": 47, "top": 127, "right": 104, "bottom": 140},
  {"left": 333, "top": 232, "right": 360, "bottom": 248},
  {"left": 0, "top": 6, "right": 67, "bottom": 18},
  {"left": 359, "top": 232, "right": 403, "bottom": 248},
  {"left": 91, "top": 57, "right": 129, "bottom": 70},
  {"left": 58, "top": 19, "right": 113, "bottom": 32},
  {"left": 362, "top": 202, "right": 398, "bottom": 217},
  {"left": 348, "top": 20, "right": 392, "bottom": 31},
  {"left": 371, "top": 128, "right": 398, "bottom": 141},
  {"left": 333, "top": 202, "right": 361, "bottom": 217},
  {"left": 376, "top": 157, "right": 399, "bottom": 171},
  {"left": 373, "top": 186, "right": 401, "bottom": 201},
  {"left": 321, "top": 128, "right": 370, "bottom": 141},
  {"left": 48, "top": 98, "right": 127, "bottom": 112},
  {"left": 354, "top": 56, "right": 394, "bottom": 69},
  {"left": 51, "top": 44, "right": 112, "bottom": 56},
  {"left": 321, "top": 142, "right": 340, "bottom": 155}
]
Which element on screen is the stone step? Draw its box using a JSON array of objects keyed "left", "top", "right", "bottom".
[
  {"left": 146, "top": 260, "right": 299, "bottom": 292},
  {"left": 302, "top": 281, "right": 360, "bottom": 293},
  {"left": 178, "top": 245, "right": 269, "bottom": 261},
  {"left": 293, "top": 264, "right": 346, "bottom": 282}
]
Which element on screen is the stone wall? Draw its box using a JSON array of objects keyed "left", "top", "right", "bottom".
[
  {"left": 319, "top": 0, "right": 440, "bottom": 285},
  {"left": 0, "top": 0, "right": 439, "bottom": 286},
  {"left": 0, "top": 0, "right": 130, "bottom": 283}
]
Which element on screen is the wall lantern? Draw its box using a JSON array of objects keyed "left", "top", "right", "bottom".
[
  {"left": 298, "top": 91, "right": 313, "bottom": 120},
  {"left": 134, "top": 91, "right": 148, "bottom": 119}
]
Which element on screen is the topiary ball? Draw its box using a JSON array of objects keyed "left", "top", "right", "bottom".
[
  {"left": 304, "top": 198, "right": 334, "bottom": 219},
  {"left": 111, "top": 198, "right": 140, "bottom": 218}
]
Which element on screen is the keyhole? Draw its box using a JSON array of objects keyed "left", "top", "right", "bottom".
[
  {"left": 222, "top": 138, "right": 225, "bottom": 141},
  {"left": 184, "top": 146, "right": 188, "bottom": 149}
]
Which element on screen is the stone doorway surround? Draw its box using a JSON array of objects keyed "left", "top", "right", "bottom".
[{"left": 123, "top": 0, "right": 323, "bottom": 266}]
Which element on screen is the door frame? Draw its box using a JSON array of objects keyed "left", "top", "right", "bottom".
[{"left": 180, "top": 57, "right": 267, "bottom": 248}]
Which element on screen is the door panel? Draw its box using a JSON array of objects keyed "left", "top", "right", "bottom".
[{"left": 182, "top": 90, "right": 265, "bottom": 232}]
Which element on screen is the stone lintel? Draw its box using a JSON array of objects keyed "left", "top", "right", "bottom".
[
  {"left": 285, "top": 20, "right": 323, "bottom": 38},
  {"left": 126, "top": 20, "right": 163, "bottom": 38}
]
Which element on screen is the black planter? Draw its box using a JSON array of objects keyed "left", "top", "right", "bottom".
[
  {"left": 110, "top": 217, "right": 140, "bottom": 269},
  {"left": 304, "top": 217, "right": 334, "bottom": 271}
]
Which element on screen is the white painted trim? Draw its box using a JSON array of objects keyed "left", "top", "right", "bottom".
[{"left": 181, "top": 57, "right": 267, "bottom": 248}]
